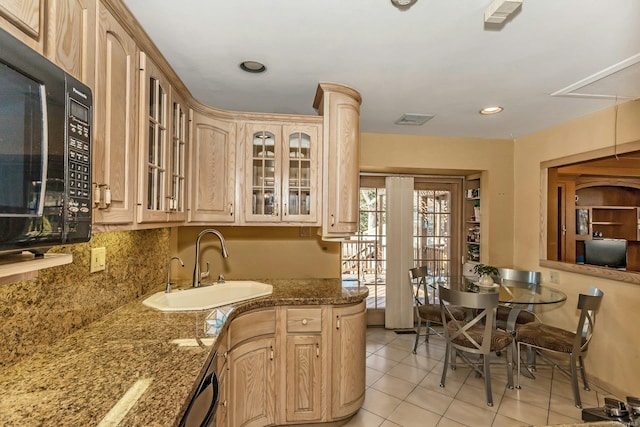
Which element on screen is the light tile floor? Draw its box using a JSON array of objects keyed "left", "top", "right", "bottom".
[{"left": 343, "top": 327, "right": 614, "bottom": 427}]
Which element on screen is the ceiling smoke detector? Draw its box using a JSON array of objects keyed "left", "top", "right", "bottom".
[
  {"left": 484, "top": 0, "right": 522, "bottom": 24},
  {"left": 394, "top": 113, "right": 435, "bottom": 126}
]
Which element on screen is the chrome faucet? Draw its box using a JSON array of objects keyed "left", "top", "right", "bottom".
[
  {"left": 192, "top": 228, "right": 229, "bottom": 287},
  {"left": 166, "top": 256, "right": 184, "bottom": 293}
]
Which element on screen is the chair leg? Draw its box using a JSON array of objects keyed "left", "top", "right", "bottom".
[
  {"left": 424, "top": 320, "right": 430, "bottom": 343},
  {"left": 506, "top": 343, "right": 514, "bottom": 389},
  {"left": 516, "top": 341, "right": 522, "bottom": 389},
  {"left": 570, "top": 354, "right": 583, "bottom": 409},
  {"left": 440, "top": 343, "right": 450, "bottom": 388},
  {"left": 578, "top": 356, "right": 590, "bottom": 391},
  {"left": 483, "top": 355, "right": 493, "bottom": 407},
  {"left": 413, "top": 319, "right": 422, "bottom": 354}
]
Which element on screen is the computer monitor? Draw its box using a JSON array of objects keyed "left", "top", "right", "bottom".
[{"left": 584, "top": 238, "right": 627, "bottom": 270}]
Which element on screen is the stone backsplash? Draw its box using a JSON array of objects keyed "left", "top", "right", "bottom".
[{"left": 0, "top": 228, "right": 169, "bottom": 369}]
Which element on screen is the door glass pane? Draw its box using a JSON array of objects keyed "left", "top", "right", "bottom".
[
  {"left": 148, "top": 124, "right": 155, "bottom": 163},
  {"left": 289, "top": 161, "right": 299, "bottom": 187},
  {"left": 341, "top": 185, "right": 387, "bottom": 309},
  {"left": 149, "top": 77, "right": 156, "bottom": 118},
  {"left": 147, "top": 168, "right": 154, "bottom": 210},
  {"left": 413, "top": 189, "right": 452, "bottom": 282},
  {"left": 289, "top": 190, "right": 299, "bottom": 215},
  {"left": 252, "top": 160, "right": 263, "bottom": 187},
  {"left": 251, "top": 131, "right": 277, "bottom": 215}
]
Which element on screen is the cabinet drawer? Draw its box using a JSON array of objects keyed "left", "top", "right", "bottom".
[
  {"left": 229, "top": 308, "right": 275, "bottom": 348},
  {"left": 286, "top": 308, "right": 322, "bottom": 333}
]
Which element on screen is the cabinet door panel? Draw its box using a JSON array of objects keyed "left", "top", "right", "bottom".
[
  {"left": 47, "top": 0, "right": 95, "bottom": 84},
  {"left": 285, "top": 335, "right": 322, "bottom": 422},
  {"left": 315, "top": 84, "right": 362, "bottom": 238},
  {"left": 332, "top": 302, "right": 366, "bottom": 418},
  {"left": 189, "top": 112, "right": 236, "bottom": 223},
  {"left": 137, "top": 52, "right": 169, "bottom": 223},
  {"left": 229, "top": 337, "right": 275, "bottom": 427},
  {"left": 93, "top": 6, "right": 137, "bottom": 224},
  {"left": 0, "top": 0, "right": 43, "bottom": 52},
  {"left": 243, "top": 123, "right": 283, "bottom": 223},
  {"left": 282, "top": 124, "right": 320, "bottom": 224},
  {"left": 166, "top": 90, "right": 188, "bottom": 222},
  {"left": 326, "top": 101, "right": 359, "bottom": 234}
]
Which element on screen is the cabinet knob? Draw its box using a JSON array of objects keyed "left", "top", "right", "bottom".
[{"left": 302, "top": 318, "right": 308, "bottom": 325}]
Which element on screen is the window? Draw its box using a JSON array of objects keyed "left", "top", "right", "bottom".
[{"left": 341, "top": 175, "right": 462, "bottom": 317}]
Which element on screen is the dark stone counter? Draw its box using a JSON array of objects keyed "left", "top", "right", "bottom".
[{"left": 0, "top": 279, "right": 368, "bottom": 426}]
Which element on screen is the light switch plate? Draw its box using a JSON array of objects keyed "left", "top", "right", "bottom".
[{"left": 90, "top": 247, "right": 106, "bottom": 273}]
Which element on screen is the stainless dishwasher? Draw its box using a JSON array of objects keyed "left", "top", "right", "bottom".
[{"left": 180, "top": 351, "right": 219, "bottom": 427}]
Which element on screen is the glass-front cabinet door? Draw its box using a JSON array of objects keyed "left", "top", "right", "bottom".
[
  {"left": 282, "top": 124, "right": 318, "bottom": 223},
  {"left": 243, "top": 122, "right": 319, "bottom": 224},
  {"left": 167, "top": 91, "right": 188, "bottom": 222},
  {"left": 137, "top": 52, "right": 169, "bottom": 223},
  {"left": 245, "top": 124, "right": 282, "bottom": 222}
]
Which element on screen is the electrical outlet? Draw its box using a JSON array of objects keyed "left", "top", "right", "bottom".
[
  {"left": 90, "top": 247, "right": 106, "bottom": 273},
  {"left": 550, "top": 271, "right": 559, "bottom": 284}
]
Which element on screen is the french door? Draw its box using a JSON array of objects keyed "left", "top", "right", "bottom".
[{"left": 341, "top": 175, "right": 462, "bottom": 326}]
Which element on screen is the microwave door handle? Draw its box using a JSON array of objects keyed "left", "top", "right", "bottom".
[{"left": 35, "top": 84, "right": 49, "bottom": 216}]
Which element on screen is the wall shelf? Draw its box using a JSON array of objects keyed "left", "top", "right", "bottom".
[{"left": 0, "top": 253, "right": 72, "bottom": 279}]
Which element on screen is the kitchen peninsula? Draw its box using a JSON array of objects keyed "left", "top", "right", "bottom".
[{"left": 0, "top": 280, "right": 367, "bottom": 426}]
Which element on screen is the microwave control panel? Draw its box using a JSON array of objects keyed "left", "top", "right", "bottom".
[{"left": 65, "top": 78, "right": 92, "bottom": 242}]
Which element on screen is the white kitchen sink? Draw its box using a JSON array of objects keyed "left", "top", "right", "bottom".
[{"left": 142, "top": 281, "right": 273, "bottom": 312}]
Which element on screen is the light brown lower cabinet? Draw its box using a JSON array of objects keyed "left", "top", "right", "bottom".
[
  {"left": 218, "top": 302, "right": 365, "bottom": 427},
  {"left": 228, "top": 337, "right": 277, "bottom": 427},
  {"left": 331, "top": 302, "right": 367, "bottom": 419}
]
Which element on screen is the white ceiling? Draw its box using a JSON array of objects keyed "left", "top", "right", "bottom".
[{"left": 123, "top": 0, "right": 640, "bottom": 140}]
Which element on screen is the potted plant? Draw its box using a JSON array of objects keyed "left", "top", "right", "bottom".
[{"left": 473, "top": 263, "right": 500, "bottom": 286}]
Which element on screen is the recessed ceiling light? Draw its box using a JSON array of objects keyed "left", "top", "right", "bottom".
[
  {"left": 240, "top": 61, "right": 266, "bottom": 73},
  {"left": 479, "top": 106, "right": 504, "bottom": 115}
]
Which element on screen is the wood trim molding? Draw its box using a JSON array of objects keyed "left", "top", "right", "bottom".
[
  {"left": 189, "top": 98, "right": 324, "bottom": 124},
  {"left": 540, "top": 259, "right": 640, "bottom": 285}
]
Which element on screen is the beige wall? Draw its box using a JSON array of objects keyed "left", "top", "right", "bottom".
[
  {"left": 360, "top": 133, "right": 515, "bottom": 266},
  {"left": 173, "top": 226, "right": 341, "bottom": 281},
  {"left": 514, "top": 99, "right": 640, "bottom": 397}
]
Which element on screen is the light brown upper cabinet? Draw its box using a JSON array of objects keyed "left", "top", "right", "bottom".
[
  {"left": 241, "top": 122, "right": 320, "bottom": 225},
  {"left": 46, "top": 0, "right": 95, "bottom": 85},
  {"left": 313, "top": 83, "right": 362, "bottom": 239},
  {"left": 93, "top": 4, "right": 138, "bottom": 225},
  {"left": 167, "top": 89, "right": 189, "bottom": 223},
  {"left": 188, "top": 111, "right": 237, "bottom": 223},
  {"left": 0, "top": 0, "right": 45, "bottom": 53},
  {"left": 137, "top": 52, "right": 170, "bottom": 223}
]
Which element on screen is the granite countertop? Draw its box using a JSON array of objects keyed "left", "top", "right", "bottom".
[{"left": 0, "top": 280, "right": 368, "bottom": 426}]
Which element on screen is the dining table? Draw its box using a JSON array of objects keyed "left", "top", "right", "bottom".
[{"left": 438, "top": 275, "right": 568, "bottom": 378}]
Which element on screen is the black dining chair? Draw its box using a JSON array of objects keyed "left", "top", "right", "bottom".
[
  {"left": 516, "top": 287, "right": 604, "bottom": 408},
  {"left": 438, "top": 285, "right": 514, "bottom": 406},
  {"left": 409, "top": 267, "right": 464, "bottom": 353}
]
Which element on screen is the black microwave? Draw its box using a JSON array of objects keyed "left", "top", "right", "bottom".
[{"left": 0, "top": 28, "right": 92, "bottom": 255}]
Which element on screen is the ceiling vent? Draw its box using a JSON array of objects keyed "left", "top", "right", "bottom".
[
  {"left": 394, "top": 113, "right": 435, "bottom": 126},
  {"left": 551, "top": 53, "right": 640, "bottom": 101},
  {"left": 484, "top": 0, "right": 522, "bottom": 24}
]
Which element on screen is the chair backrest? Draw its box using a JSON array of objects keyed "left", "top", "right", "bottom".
[
  {"left": 438, "top": 285, "right": 499, "bottom": 355},
  {"left": 409, "top": 266, "right": 432, "bottom": 305},
  {"left": 494, "top": 267, "right": 541, "bottom": 285},
  {"left": 575, "top": 288, "right": 604, "bottom": 353}
]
